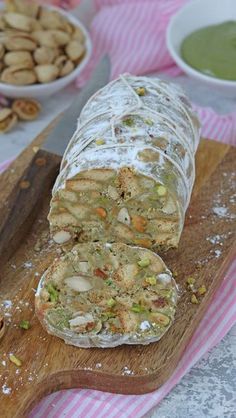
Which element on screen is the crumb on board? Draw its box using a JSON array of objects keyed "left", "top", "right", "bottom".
[
  {"left": 122, "top": 366, "right": 135, "bottom": 376},
  {"left": 214, "top": 249, "right": 222, "bottom": 258},
  {"left": 2, "top": 383, "right": 12, "bottom": 395},
  {"left": 23, "top": 262, "right": 33, "bottom": 269}
]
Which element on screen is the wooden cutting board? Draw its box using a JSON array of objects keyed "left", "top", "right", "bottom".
[{"left": 0, "top": 121, "right": 235, "bottom": 418}]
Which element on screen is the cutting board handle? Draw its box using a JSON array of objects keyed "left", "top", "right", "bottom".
[{"left": 0, "top": 149, "right": 61, "bottom": 263}]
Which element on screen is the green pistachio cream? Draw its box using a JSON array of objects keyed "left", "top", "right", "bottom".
[{"left": 181, "top": 21, "right": 236, "bottom": 81}]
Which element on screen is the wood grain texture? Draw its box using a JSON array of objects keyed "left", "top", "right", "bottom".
[
  {"left": 0, "top": 128, "right": 235, "bottom": 418},
  {"left": 0, "top": 148, "right": 61, "bottom": 265}
]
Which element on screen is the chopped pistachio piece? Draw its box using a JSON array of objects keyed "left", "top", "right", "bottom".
[
  {"left": 138, "top": 258, "right": 150, "bottom": 268},
  {"left": 19, "top": 320, "right": 30, "bottom": 330},
  {"left": 95, "top": 138, "right": 105, "bottom": 145},
  {"left": 105, "top": 279, "right": 113, "bottom": 286},
  {"left": 9, "top": 354, "right": 22, "bottom": 367},
  {"left": 136, "top": 87, "right": 146, "bottom": 96},
  {"left": 46, "top": 283, "right": 59, "bottom": 303},
  {"left": 101, "top": 311, "right": 116, "bottom": 321},
  {"left": 107, "top": 298, "right": 116, "bottom": 307},
  {"left": 198, "top": 285, "right": 207, "bottom": 296},
  {"left": 131, "top": 303, "right": 146, "bottom": 313},
  {"left": 191, "top": 294, "right": 199, "bottom": 304},
  {"left": 145, "top": 276, "right": 157, "bottom": 286},
  {"left": 145, "top": 118, "right": 154, "bottom": 126},
  {"left": 187, "top": 277, "right": 195, "bottom": 285},
  {"left": 123, "top": 117, "right": 134, "bottom": 127},
  {"left": 155, "top": 185, "right": 167, "bottom": 196}
]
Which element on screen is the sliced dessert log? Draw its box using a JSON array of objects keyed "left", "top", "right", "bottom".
[
  {"left": 35, "top": 243, "right": 178, "bottom": 348},
  {"left": 48, "top": 168, "right": 182, "bottom": 249},
  {"left": 48, "top": 75, "right": 200, "bottom": 250}
]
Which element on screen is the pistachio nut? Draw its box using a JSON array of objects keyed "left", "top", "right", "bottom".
[
  {"left": 54, "top": 54, "right": 67, "bottom": 70},
  {"left": 4, "top": 50, "right": 33, "bottom": 67},
  {"left": 34, "top": 46, "right": 57, "bottom": 65},
  {"left": 11, "top": 0, "right": 40, "bottom": 18},
  {"left": 4, "top": 33, "right": 36, "bottom": 51},
  {"left": 31, "top": 19, "right": 43, "bottom": 31},
  {"left": 49, "top": 29, "right": 70, "bottom": 46},
  {"left": 60, "top": 60, "right": 74, "bottom": 77},
  {"left": 32, "top": 30, "right": 58, "bottom": 48},
  {"left": 63, "top": 21, "right": 74, "bottom": 35},
  {"left": 4, "top": 12, "right": 35, "bottom": 32},
  {"left": 35, "top": 64, "right": 59, "bottom": 83},
  {"left": 39, "top": 8, "right": 64, "bottom": 30},
  {"left": 1, "top": 65, "right": 37, "bottom": 85},
  {"left": 12, "top": 98, "right": 41, "bottom": 121},
  {"left": 66, "top": 40, "right": 85, "bottom": 61},
  {"left": 0, "top": 108, "right": 18, "bottom": 133}
]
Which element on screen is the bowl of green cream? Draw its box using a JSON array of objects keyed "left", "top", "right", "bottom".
[{"left": 167, "top": 0, "right": 236, "bottom": 96}]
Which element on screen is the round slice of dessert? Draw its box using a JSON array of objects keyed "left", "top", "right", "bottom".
[{"left": 35, "top": 243, "right": 178, "bottom": 348}]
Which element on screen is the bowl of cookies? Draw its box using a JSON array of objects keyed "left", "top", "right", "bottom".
[{"left": 0, "top": 0, "right": 92, "bottom": 98}]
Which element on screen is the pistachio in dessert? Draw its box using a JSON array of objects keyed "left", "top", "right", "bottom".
[{"left": 35, "top": 243, "right": 178, "bottom": 348}]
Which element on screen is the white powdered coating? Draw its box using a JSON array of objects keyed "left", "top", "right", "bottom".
[{"left": 52, "top": 75, "right": 200, "bottom": 218}]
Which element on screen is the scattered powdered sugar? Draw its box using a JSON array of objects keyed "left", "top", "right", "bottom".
[
  {"left": 122, "top": 366, "right": 134, "bottom": 376},
  {"left": 206, "top": 232, "right": 232, "bottom": 246},
  {"left": 229, "top": 193, "right": 236, "bottom": 203},
  {"left": 214, "top": 250, "right": 222, "bottom": 258},
  {"left": 2, "top": 383, "right": 12, "bottom": 395},
  {"left": 23, "top": 261, "right": 33, "bottom": 269},
  {"left": 212, "top": 206, "right": 229, "bottom": 218},
  {"left": 207, "top": 234, "right": 222, "bottom": 245},
  {"left": 95, "top": 363, "right": 102, "bottom": 369},
  {"left": 2, "top": 300, "right": 12, "bottom": 309},
  {"left": 1, "top": 300, "right": 13, "bottom": 323}
]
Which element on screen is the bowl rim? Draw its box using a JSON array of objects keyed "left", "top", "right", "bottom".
[
  {"left": 166, "top": 0, "right": 236, "bottom": 88},
  {"left": 0, "top": 4, "right": 92, "bottom": 92}
]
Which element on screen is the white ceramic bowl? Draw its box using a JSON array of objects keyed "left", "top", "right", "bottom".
[
  {"left": 167, "top": 0, "right": 236, "bottom": 96},
  {"left": 0, "top": 5, "right": 92, "bottom": 98}
]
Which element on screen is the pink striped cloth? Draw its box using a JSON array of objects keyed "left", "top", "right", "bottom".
[{"left": 1, "top": 0, "right": 235, "bottom": 417}]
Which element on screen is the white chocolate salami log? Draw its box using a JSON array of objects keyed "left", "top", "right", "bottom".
[
  {"left": 48, "top": 75, "right": 200, "bottom": 249},
  {"left": 35, "top": 243, "right": 178, "bottom": 348}
]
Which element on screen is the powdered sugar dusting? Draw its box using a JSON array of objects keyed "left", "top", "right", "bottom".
[
  {"left": 122, "top": 366, "right": 134, "bottom": 376},
  {"left": 214, "top": 250, "right": 222, "bottom": 258},
  {"left": 52, "top": 74, "right": 200, "bottom": 216},
  {"left": 2, "top": 383, "right": 11, "bottom": 395},
  {"left": 213, "top": 206, "right": 229, "bottom": 218}
]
